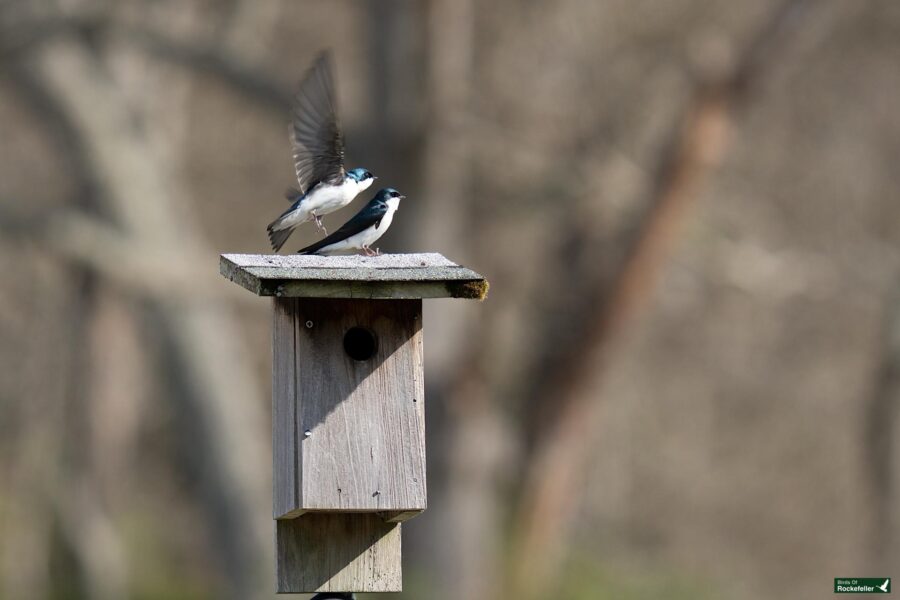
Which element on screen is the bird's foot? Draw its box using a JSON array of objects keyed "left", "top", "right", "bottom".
[
  {"left": 313, "top": 214, "right": 328, "bottom": 236},
  {"left": 362, "top": 245, "right": 376, "bottom": 257},
  {"left": 374, "top": 247, "right": 382, "bottom": 256}
]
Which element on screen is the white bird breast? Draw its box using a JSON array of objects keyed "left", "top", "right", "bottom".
[
  {"left": 281, "top": 178, "right": 373, "bottom": 228},
  {"left": 304, "top": 179, "right": 365, "bottom": 215},
  {"left": 318, "top": 197, "right": 399, "bottom": 255}
]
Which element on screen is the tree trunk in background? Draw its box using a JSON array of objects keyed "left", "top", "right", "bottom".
[
  {"left": 32, "top": 37, "right": 272, "bottom": 600},
  {"left": 0, "top": 260, "right": 85, "bottom": 599},
  {"left": 867, "top": 284, "right": 900, "bottom": 570},
  {"left": 419, "top": 2, "right": 510, "bottom": 600},
  {"left": 508, "top": 2, "right": 829, "bottom": 596},
  {"left": 418, "top": 0, "right": 478, "bottom": 380}
]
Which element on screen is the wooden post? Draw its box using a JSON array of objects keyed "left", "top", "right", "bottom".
[{"left": 220, "top": 253, "right": 487, "bottom": 593}]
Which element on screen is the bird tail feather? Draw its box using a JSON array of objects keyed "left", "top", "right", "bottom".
[
  {"left": 297, "top": 238, "right": 326, "bottom": 255},
  {"left": 267, "top": 223, "right": 294, "bottom": 252},
  {"left": 297, "top": 233, "right": 335, "bottom": 255}
]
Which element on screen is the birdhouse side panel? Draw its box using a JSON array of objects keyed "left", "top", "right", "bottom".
[{"left": 273, "top": 298, "right": 301, "bottom": 519}]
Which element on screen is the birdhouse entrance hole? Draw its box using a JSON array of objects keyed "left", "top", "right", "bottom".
[{"left": 343, "top": 326, "right": 377, "bottom": 361}]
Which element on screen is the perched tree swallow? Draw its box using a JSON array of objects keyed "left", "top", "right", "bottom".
[
  {"left": 267, "top": 52, "right": 376, "bottom": 251},
  {"left": 297, "top": 188, "right": 404, "bottom": 256}
]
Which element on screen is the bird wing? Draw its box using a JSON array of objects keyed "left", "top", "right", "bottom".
[
  {"left": 290, "top": 51, "right": 345, "bottom": 193},
  {"left": 298, "top": 202, "right": 385, "bottom": 255}
]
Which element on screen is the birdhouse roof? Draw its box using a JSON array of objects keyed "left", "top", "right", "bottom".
[{"left": 220, "top": 253, "right": 488, "bottom": 300}]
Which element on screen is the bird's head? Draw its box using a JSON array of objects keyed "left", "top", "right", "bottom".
[
  {"left": 375, "top": 187, "right": 405, "bottom": 210},
  {"left": 347, "top": 168, "right": 376, "bottom": 190}
]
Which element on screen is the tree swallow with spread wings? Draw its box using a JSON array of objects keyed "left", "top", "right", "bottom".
[
  {"left": 267, "top": 52, "right": 376, "bottom": 252},
  {"left": 297, "top": 188, "right": 404, "bottom": 256}
]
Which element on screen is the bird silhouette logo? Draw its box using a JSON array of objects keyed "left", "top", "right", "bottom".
[{"left": 878, "top": 578, "right": 890, "bottom": 593}]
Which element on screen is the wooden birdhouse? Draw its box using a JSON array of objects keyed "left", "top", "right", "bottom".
[{"left": 220, "top": 253, "right": 487, "bottom": 593}]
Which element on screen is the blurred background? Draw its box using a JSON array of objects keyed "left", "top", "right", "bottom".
[{"left": 2, "top": 0, "right": 899, "bottom": 599}]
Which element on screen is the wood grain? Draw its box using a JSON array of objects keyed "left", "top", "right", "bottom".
[
  {"left": 276, "top": 513, "right": 402, "bottom": 593},
  {"left": 272, "top": 298, "right": 427, "bottom": 517}
]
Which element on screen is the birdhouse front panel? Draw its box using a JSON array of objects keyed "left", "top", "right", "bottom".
[{"left": 272, "top": 297, "right": 426, "bottom": 519}]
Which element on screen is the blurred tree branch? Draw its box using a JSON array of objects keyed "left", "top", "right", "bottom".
[
  {"left": 34, "top": 36, "right": 271, "bottom": 597},
  {"left": 0, "top": 25, "right": 124, "bottom": 594},
  {"left": 0, "top": 23, "right": 274, "bottom": 597},
  {"left": 509, "top": 0, "right": 823, "bottom": 595},
  {"left": 0, "top": 204, "right": 261, "bottom": 307},
  {"left": 124, "top": 25, "right": 292, "bottom": 112},
  {"left": 0, "top": 9, "right": 292, "bottom": 112}
]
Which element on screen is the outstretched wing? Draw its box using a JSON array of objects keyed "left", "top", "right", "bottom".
[
  {"left": 298, "top": 201, "right": 385, "bottom": 255},
  {"left": 290, "top": 52, "right": 345, "bottom": 193}
]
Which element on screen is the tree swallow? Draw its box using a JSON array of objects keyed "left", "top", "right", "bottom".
[
  {"left": 267, "top": 52, "right": 376, "bottom": 251},
  {"left": 297, "top": 188, "right": 404, "bottom": 256}
]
